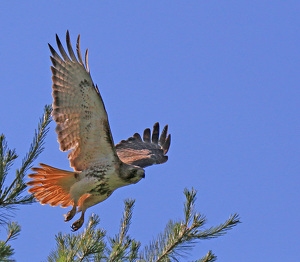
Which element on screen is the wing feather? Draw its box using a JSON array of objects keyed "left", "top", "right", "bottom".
[
  {"left": 115, "top": 123, "right": 171, "bottom": 168},
  {"left": 133, "top": 133, "right": 142, "bottom": 141},
  {"left": 143, "top": 128, "right": 151, "bottom": 143},
  {"left": 85, "top": 49, "right": 90, "bottom": 73},
  {"left": 162, "top": 134, "right": 171, "bottom": 154},
  {"left": 56, "top": 34, "right": 70, "bottom": 61},
  {"left": 159, "top": 125, "right": 168, "bottom": 146},
  {"left": 48, "top": 44, "right": 63, "bottom": 62},
  {"left": 76, "top": 35, "right": 84, "bottom": 66},
  {"left": 151, "top": 122, "right": 159, "bottom": 144},
  {"left": 50, "top": 31, "right": 118, "bottom": 171},
  {"left": 66, "top": 31, "right": 78, "bottom": 62}
]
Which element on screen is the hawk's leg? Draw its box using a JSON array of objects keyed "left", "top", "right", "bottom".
[
  {"left": 71, "top": 211, "right": 85, "bottom": 231},
  {"left": 64, "top": 205, "right": 77, "bottom": 222},
  {"left": 70, "top": 194, "right": 110, "bottom": 231}
]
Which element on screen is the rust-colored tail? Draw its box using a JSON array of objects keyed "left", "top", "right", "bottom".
[{"left": 27, "top": 163, "right": 77, "bottom": 208}]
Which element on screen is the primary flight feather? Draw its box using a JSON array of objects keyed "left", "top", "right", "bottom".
[{"left": 27, "top": 31, "right": 171, "bottom": 231}]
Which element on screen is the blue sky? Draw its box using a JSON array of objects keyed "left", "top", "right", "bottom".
[{"left": 1, "top": 1, "right": 299, "bottom": 261}]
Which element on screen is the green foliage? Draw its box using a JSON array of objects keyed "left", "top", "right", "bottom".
[
  {"left": 0, "top": 105, "right": 52, "bottom": 214},
  {"left": 192, "top": 250, "right": 217, "bottom": 262},
  {"left": 47, "top": 200, "right": 141, "bottom": 262},
  {"left": 0, "top": 105, "right": 52, "bottom": 261},
  {"left": 108, "top": 199, "right": 141, "bottom": 262},
  {"left": 47, "top": 214, "right": 106, "bottom": 262},
  {"left": 47, "top": 189, "right": 240, "bottom": 262},
  {"left": 140, "top": 188, "right": 240, "bottom": 262},
  {"left": 0, "top": 221, "right": 21, "bottom": 262}
]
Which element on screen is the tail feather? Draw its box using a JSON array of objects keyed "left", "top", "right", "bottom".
[
  {"left": 28, "top": 173, "right": 67, "bottom": 180},
  {"left": 61, "top": 198, "right": 73, "bottom": 208},
  {"left": 51, "top": 194, "right": 71, "bottom": 207},
  {"left": 40, "top": 193, "right": 59, "bottom": 205},
  {"left": 35, "top": 187, "right": 61, "bottom": 199},
  {"left": 27, "top": 163, "right": 78, "bottom": 208},
  {"left": 27, "top": 180, "right": 44, "bottom": 186},
  {"left": 34, "top": 189, "right": 54, "bottom": 199},
  {"left": 29, "top": 185, "right": 59, "bottom": 194}
]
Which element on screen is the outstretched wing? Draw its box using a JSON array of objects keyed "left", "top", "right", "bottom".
[
  {"left": 115, "top": 122, "right": 171, "bottom": 168},
  {"left": 49, "top": 31, "right": 118, "bottom": 171}
]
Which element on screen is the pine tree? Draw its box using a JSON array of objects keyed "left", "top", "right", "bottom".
[
  {"left": 47, "top": 189, "right": 240, "bottom": 262},
  {"left": 0, "top": 105, "right": 52, "bottom": 261},
  {"left": 0, "top": 105, "right": 240, "bottom": 261}
]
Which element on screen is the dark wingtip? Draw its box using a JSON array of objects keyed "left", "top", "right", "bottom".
[
  {"left": 50, "top": 56, "right": 57, "bottom": 67},
  {"left": 48, "top": 43, "right": 55, "bottom": 55},
  {"left": 85, "top": 48, "right": 89, "bottom": 73},
  {"left": 143, "top": 128, "right": 151, "bottom": 143},
  {"left": 152, "top": 122, "right": 159, "bottom": 144},
  {"left": 159, "top": 125, "right": 168, "bottom": 146},
  {"left": 66, "top": 31, "right": 71, "bottom": 48},
  {"left": 163, "top": 134, "right": 171, "bottom": 154},
  {"left": 55, "top": 33, "right": 60, "bottom": 45},
  {"left": 76, "top": 34, "right": 84, "bottom": 65},
  {"left": 66, "top": 30, "right": 77, "bottom": 62},
  {"left": 48, "top": 43, "right": 53, "bottom": 50},
  {"left": 56, "top": 33, "right": 70, "bottom": 61},
  {"left": 48, "top": 43, "right": 63, "bottom": 63},
  {"left": 133, "top": 133, "right": 142, "bottom": 141}
]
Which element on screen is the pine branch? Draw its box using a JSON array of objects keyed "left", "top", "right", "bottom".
[
  {"left": 0, "top": 241, "right": 14, "bottom": 262},
  {"left": 47, "top": 214, "right": 106, "bottom": 262},
  {"left": 5, "top": 222, "right": 21, "bottom": 244},
  {"left": 200, "top": 250, "right": 217, "bottom": 262},
  {"left": 128, "top": 240, "right": 141, "bottom": 262},
  {"left": 139, "top": 188, "right": 241, "bottom": 262},
  {"left": 0, "top": 105, "right": 52, "bottom": 210},
  {"left": 108, "top": 199, "right": 140, "bottom": 262},
  {"left": 78, "top": 215, "right": 106, "bottom": 260},
  {"left": 0, "top": 135, "right": 18, "bottom": 214},
  {"left": 183, "top": 188, "right": 197, "bottom": 227},
  {"left": 120, "top": 199, "right": 134, "bottom": 244},
  {"left": 192, "top": 250, "right": 217, "bottom": 262},
  {"left": 0, "top": 222, "right": 21, "bottom": 262},
  {"left": 193, "top": 213, "right": 240, "bottom": 240},
  {"left": 0, "top": 135, "right": 18, "bottom": 190}
]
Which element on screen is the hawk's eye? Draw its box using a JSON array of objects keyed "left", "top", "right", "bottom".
[{"left": 127, "top": 170, "right": 137, "bottom": 180}]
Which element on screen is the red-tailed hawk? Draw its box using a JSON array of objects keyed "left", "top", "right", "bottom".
[{"left": 27, "top": 31, "right": 171, "bottom": 231}]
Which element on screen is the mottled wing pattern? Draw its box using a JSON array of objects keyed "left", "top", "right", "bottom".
[
  {"left": 115, "top": 122, "right": 171, "bottom": 168},
  {"left": 49, "top": 31, "right": 118, "bottom": 171}
]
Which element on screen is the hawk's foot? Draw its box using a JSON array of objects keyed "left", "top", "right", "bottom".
[
  {"left": 64, "top": 206, "right": 76, "bottom": 222},
  {"left": 71, "top": 216, "right": 84, "bottom": 231}
]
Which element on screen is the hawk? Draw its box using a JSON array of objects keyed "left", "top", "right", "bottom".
[{"left": 27, "top": 31, "right": 171, "bottom": 231}]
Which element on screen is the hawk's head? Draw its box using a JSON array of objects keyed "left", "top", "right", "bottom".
[{"left": 119, "top": 163, "right": 145, "bottom": 184}]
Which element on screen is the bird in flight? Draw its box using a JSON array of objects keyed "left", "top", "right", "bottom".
[{"left": 27, "top": 31, "right": 171, "bottom": 231}]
